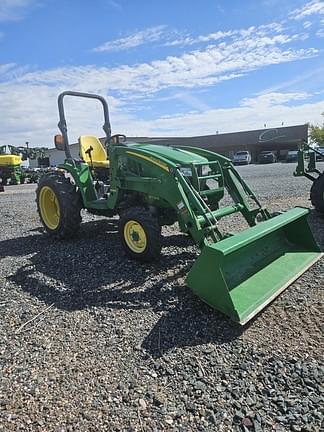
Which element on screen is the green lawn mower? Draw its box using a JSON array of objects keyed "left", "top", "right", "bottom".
[{"left": 36, "top": 91, "right": 322, "bottom": 324}]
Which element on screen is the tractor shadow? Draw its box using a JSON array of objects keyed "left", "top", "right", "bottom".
[
  {"left": 141, "top": 305, "right": 244, "bottom": 358},
  {"left": 1, "top": 218, "right": 244, "bottom": 354}
]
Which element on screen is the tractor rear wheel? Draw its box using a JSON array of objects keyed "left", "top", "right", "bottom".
[
  {"left": 310, "top": 174, "right": 324, "bottom": 214},
  {"left": 119, "top": 207, "right": 162, "bottom": 262},
  {"left": 36, "top": 173, "right": 82, "bottom": 239}
]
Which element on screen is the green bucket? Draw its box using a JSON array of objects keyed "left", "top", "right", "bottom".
[{"left": 186, "top": 207, "right": 322, "bottom": 324}]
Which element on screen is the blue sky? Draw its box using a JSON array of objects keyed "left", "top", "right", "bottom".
[{"left": 0, "top": 0, "right": 323, "bottom": 147}]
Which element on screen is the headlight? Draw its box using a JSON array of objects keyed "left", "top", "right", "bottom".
[{"left": 180, "top": 167, "right": 192, "bottom": 177}]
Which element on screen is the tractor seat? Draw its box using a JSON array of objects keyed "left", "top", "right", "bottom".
[{"left": 79, "top": 135, "right": 110, "bottom": 168}]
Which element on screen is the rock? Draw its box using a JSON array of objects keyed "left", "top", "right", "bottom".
[
  {"left": 153, "top": 392, "right": 166, "bottom": 406},
  {"left": 253, "top": 420, "right": 263, "bottom": 432},
  {"left": 242, "top": 417, "right": 253, "bottom": 428},
  {"left": 194, "top": 381, "right": 206, "bottom": 391},
  {"left": 233, "top": 411, "right": 244, "bottom": 423},
  {"left": 138, "top": 398, "right": 147, "bottom": 410}
]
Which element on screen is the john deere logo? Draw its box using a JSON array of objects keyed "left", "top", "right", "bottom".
[{"left": 259, "top": 129, "right": 286, "bottom": 142}]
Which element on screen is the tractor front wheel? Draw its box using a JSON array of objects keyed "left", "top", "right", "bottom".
[
  {"left": 119, "top": 207, "right": 162, "bottom": 262},
  {"left": 310, "top": 174, "right": 324, "bottom": 214},
  {"left": 36, "top": 173, "right": 82, "bottom": 239}
]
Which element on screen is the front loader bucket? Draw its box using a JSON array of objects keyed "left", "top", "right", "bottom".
[{"left": 187, "top": 207, "right": 322, "bottom": 325}]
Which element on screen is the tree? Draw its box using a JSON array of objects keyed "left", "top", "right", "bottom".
[{"left": 309, "top": 112, "right": 324, "bottom": 146}]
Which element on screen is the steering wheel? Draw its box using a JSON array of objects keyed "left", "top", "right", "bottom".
[{"left": 108, "top": 134, "right": 127, "bottom": 145}]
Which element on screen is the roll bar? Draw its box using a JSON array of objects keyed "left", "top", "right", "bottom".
[{"left": 57, "top": 91, "right": 112, "bottom": 159}]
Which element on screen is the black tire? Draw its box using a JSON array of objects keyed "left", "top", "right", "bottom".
[
  {"left": 36, "top": 173, "right": 82, "bottom": 239},
  {"left": 119, "top": 207, "right": 162, "bottom": 262},
  {"left": 310, "top": 174, "right": 324, "bottom": 214}
]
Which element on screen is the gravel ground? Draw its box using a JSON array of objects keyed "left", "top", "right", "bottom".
[{"left": 0, "top": 162, "right": 323, "bottom": 432}]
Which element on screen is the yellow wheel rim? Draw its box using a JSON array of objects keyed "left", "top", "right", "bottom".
[
  {"left": 124, "top": 220, "right": 147, "bottom": 253},
  {"left": 39, "top": 186, "right": 60, "bottom": 230}
]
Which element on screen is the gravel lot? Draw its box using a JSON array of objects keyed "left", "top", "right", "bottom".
[{"left": 0, "top": 162, "right": 323, "bottom": 431}]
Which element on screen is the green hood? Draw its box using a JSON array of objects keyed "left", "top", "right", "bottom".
[{"left": 128, "top": 143, "right": 208, "bottom": 165}]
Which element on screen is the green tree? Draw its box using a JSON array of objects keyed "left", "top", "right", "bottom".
[{"left": 309, "top": 112, "right": 324, "bottom": 146}]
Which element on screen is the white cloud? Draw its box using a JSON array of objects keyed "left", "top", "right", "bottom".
[
  {"left": 16, "top": 30, "right": 318, "bottom": 97},
  {"left": 0, "top": 82, "right": 322, "bottom": 147},
  {"left": 91, "top": 4, "right": 321, "bottom": 55},
  {"left": 1, "top": 7, "right": 322, "bottom": 147},
  {"left": 132, "top": 94, "right": 324, "bottom": 137},
  {"left": 164, "top": 23, "right": 286, "bottom": 47},
  {"left": 0, "top": 82, "right": 122, "bottom": 147},
  {"left": 93, "top": 25, "right": 168, "bottom": 52},
  {"left": 241, "top": 92, "right": 310, "bottom": 107},
  {"left": 290, "top": 0, "right": 324, "bottom": 20},
  {"left": 0, "top": 63, "right": 17, "bottom": 76},
  {"left": 165, "top": 30, "right": 234, "bottom": 47},
  {"left": 303, "top": 20, "right": 313, "bottom": 28},
  {"left": 0, "top": 0, "right": 35, "bottom": 21}
]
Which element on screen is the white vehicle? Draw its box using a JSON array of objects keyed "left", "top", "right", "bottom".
[{"left": 233, "top": 150, "right": 251, "bottom": 165}]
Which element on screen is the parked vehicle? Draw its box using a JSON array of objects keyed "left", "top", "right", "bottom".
[
  {"left": 258, "top": 151, "right": 277, "bottom": 164},
  {"left": 315, "top": 146, "right": 324, "bottom": 161},
  {"left": 233, "top": 151, "right": 251, "bottom": 165},
  {"left": 286, "top": 150, "right": 298, "bottom": 163}
]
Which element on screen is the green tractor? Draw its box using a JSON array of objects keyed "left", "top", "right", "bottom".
[
  {"left": 294, "top": 141, "right": 324, "bottom": 213},
  {"left": 36, "top": 91, "right": 322, "bottom": 324},
  {"left": 0, "top": 145, "right": 48, "bottom": 188},
  {"left": 0, "top": 153, "right": 26, "bottom": 186},
  {"left": 0, "top": 145, "right": 42, "bottom": 186}
]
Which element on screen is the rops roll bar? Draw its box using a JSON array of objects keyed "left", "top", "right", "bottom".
[{"left": 57, "top": 91, "right": 112, "bottom": 159}]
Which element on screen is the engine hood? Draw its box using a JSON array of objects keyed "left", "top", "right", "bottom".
[{"left": 127, "top": 143, "right": 208, "bottom": 166}]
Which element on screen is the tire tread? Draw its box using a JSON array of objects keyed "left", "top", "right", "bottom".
[
  {"left": 36, "top": 173, "right": 82, "bottom": 239},
  {"left": 310, "top": 173, "right": 324, "bottom": 214},
  {"left": 119, "top": 206, "right": 161, "bottom": 262}
]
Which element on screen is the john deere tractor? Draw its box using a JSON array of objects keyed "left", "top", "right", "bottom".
[
  {"left": 0, "top": 145, "right": 44, "bottom": 186},
  {"left": 0, "top": 153, "right": 25, "bottom": 185},
  {"left": 36, "top": 91, "right": 322, "bottom": 324}
]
